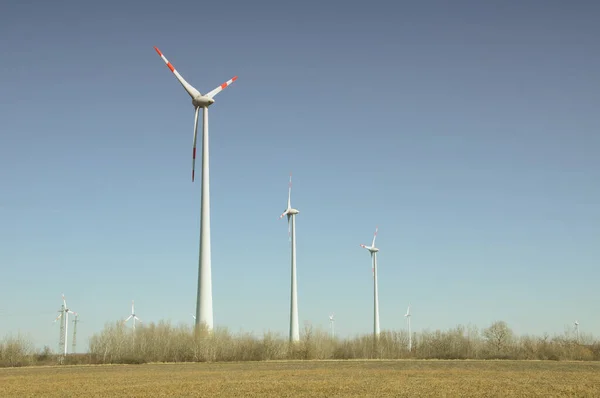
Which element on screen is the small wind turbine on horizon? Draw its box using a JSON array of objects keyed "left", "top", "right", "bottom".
[
  {"left": 405, "top": 305, "right": 412, "bottom": 352},
  {"left": 280, "top": 173, "right": 300, "bottom": 342},
  {"left": 53, "top": 294, "right": 77, "bottom": 356},
  {"left": 329, "top": 313, "right": 335, "bottom": 338},
  {"left": 123, "top": 300, "right": 142, "bottom": 330},
  {"left": 360, "top": 227, "right": 380, "bottom": 338},
  {"left": 153, "top": 46, "right": 238, "bottom": 332},
  {"left": 574, "top": 320, "right": 580, "bottom": 343}
]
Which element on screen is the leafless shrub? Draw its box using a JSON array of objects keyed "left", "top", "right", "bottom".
[{"left": 0, "top": 334, "right": 34, "bottom": 367}]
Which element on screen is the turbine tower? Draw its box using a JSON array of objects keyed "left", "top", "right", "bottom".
[
  {"left": 57, "top": 304, "right": 65, "bottom": 355},
  {"left": 574, "top": 320, "right": 580, "bottom": 343},
  {"left": 280, "top": 173, "right": 300, "bottom": 342},
  {"left": 405, "top": 305, "right": 412, "bottom": 352},
  {"left": 154, "top": 47, "right": 237, "bottom": 331},
  {"left": 329, "top": 313, "right": 335, "bottom": 338},
  {"left": 123, "top": 300, "right": 142, "bottom": 330},
  {"left": 53, "top": 294, "right": 77, "bottom": 356},
  {"left": 360, "top": 227, "right": 380, "bottom": 338}
]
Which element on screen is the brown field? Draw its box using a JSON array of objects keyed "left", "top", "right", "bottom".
[{"left": 1, "top": 359, "right": 600, "bottom": 397}]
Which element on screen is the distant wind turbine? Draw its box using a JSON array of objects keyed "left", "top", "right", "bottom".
[
  {"left": 405, "top": 305, "right": 412, "bottom": 352},
  {"left": 123, "top": 300, "right": 142, "bottom": 330},
  {"left": 53, "top": 294, "right": 77, "bottom": 356},
  {"left": 280, "top": 173, "right": 300, "bottom": 342},
  {"left": 360, "top": 227, "right": 380, "bottom": 338},
  {"left": 574, "top": 320, "right": 580, "bottom": 343},
  {"left": 329, "top": 313, "right": 335, "bottom": 338},
  {"left": 153, "top": 46, "right": 238, "bottom": 331}
]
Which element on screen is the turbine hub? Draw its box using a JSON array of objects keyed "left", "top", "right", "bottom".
[{"left": 288, "top": 208, "right": 299, "bottom": 215}]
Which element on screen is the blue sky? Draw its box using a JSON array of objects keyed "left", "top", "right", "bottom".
[{"left": 1, "top": 0, "right": 599, "bottom": 351}]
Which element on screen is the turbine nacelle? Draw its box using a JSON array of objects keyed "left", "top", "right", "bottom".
[
  {"left": 287, "top": 208, "right": 299, "bottom": 215},
  {"left": 192, "top": 96, "right": 215, "bottom": 108},
  {"left": 360, "top": 244, "right": 379, "bottom": 253}
]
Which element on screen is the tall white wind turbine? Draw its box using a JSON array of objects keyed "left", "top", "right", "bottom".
[
  {"left": 123, "top": 300, "right": 142, "bottom": 330},
  {"left": 574, "top": 320, "right": 580, "bottom": 343},
  {"left": 280, "top": 173, "right": 300, "bottom": 342},
  {"left": 329, "top": 313, "right": 335, "bottom": 338},
  {"left": 154, "top": 47, "right": 238, "bottom": 331},
  {"left": 360, "top": 227, "right": 380, "bottom": 338},
  {"left": 405, "top": 305, "right": 412, "bottom": 352},
  {"left": 53, "top": 294, "right": 77, "bottom": 356}
]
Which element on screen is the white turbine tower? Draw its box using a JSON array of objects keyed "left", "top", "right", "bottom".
[
  {"left": 123, "top": 300, "right": 142, "bottom": 330},
  {"left": 280, "top": 173, "right": 300, "bottom": 342},
  {"left": 405, "top": 305, "right": 412, "bottom": 352},
  {"left": 53, "top": 294, "right": 77, "bottom": 356},
  {"left": 329, "top": 313, "right": 335, "bottom": 338},
  {"left": 360, "top": 227, "right": 380, "bottom": 338},
  {"left": 574, "top": 320, "right": 580, "bottom": 343},
  {"left": 154, "top": 47, "right": 237, "bottom": 331}
]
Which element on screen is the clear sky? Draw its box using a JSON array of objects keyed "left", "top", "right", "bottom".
[{"left": 1, "top": 0, "right": 599, "bottom": 351}]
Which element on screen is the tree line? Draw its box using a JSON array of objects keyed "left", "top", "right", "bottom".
[{"left": 1, "top": 320, "right": 598, "bottom": 367}]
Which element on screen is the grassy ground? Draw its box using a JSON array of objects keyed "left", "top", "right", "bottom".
[{"left": 1, "top": 360, "right": 600, "bottom": 397}]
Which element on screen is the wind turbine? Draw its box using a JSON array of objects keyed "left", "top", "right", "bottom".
[
  {"left": 280, "top": 173, "right": 300, "bottom": 342},
  {"left": 329, "top": 313, "right": 335, "bottom": 338},
  {"left": 123, "top": 300, "right": 142, "bottom": 330},
  {"left": 360, "top": 227, "right": 380, "bottom": 338},
  {"left": 574, "top": 320, "right": 580, "bottom": 343},
  {"left": 405, "top": 305, "right": 412, "bottom": 352},
  {"left": 53, "top": 294, "right": 77, "bottom": 356},
  {"left": 154, "top": 46, "right": 238, "bottom": 331}
]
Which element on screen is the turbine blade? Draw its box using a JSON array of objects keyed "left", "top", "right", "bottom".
[
  {"left": 153, "top": 46, "right": 201, "bottom": 99},
  {"left": 287, "top": 214, "right": 291, "bottom": 242},
  {"left": 372, "top": 226, "right": 378, "bottom": 247},
  {"left": 134, "top": 316, "right": 142, "bottom": 322},
  {"left": 205, "top": 76, "right": 238, "bottom": 99},
  {"left": 279, "top": 210, "right": 288, "bottom": 219},
  {"left": 54, "top": 313, "right": 62, "bottom": 322},
  {"left": 124, "top": 315, "right": 133, "bottom": 323},
  {"left": 371, "top": 253, "right": 375, "bottom": 276},
  {"left": 62, "top": 294, "right": 67, "bottom": 308},
  {"left": 192, "top": 107, "right": 199, "bottom": 182}
]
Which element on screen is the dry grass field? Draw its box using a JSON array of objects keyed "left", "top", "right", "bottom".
[{"left": 1, "top": 360, "right": 600, "bottom": 397}]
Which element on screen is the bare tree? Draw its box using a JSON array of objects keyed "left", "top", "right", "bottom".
[{"left": 483, "top": 321, "right": 514, "bottom": 355}]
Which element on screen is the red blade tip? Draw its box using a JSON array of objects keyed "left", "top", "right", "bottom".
[
  {"left": 232, "top": 76, "right": 238, "bottom": 82},
  {"left": 153, "top": 46, "right": 162, "bottom": 56}
]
